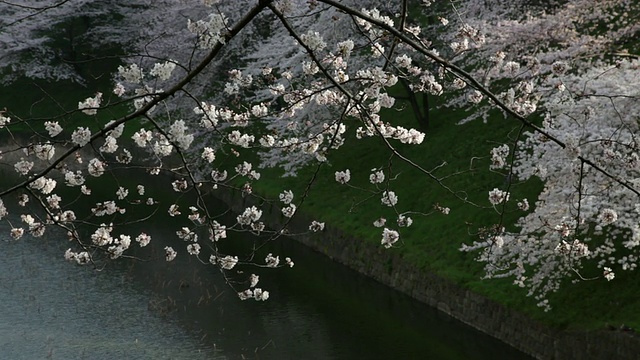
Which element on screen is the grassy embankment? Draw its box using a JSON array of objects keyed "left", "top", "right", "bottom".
[
  {"left": 236, "top": 2, "right": 640, "bottom": 332},
  {"left": 236, "top": 88, "right": 640, "bottom": 331}
]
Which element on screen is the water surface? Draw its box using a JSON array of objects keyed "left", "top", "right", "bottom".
[{"left": 0, "top": 203, "right": 532, "bottom": 359}]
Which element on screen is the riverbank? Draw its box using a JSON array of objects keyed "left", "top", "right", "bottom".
[{"left": 214, "top": 187, "right": 640, "bottom": 359}]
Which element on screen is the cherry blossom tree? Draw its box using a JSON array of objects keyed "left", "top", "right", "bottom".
[{"left": 0, "top": 0, "right": 638, "bottom": 308}]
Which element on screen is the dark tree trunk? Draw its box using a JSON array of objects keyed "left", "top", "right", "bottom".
[{"left": 398, "top": 78, "right": 429, "bottom": 131}]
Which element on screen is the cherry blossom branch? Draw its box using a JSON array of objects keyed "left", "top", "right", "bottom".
[{"left": 0, "top": 1, "right": 271, "bottom": 198}]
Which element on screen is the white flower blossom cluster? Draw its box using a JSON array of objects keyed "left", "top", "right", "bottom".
[
  {"left": 490, "top": 144, "right": 509, "bottom": 170},
  {"left": 168, "top": 120, "right": 194, "bottom": 150},
  {"left": 237, "top": 206, "right": 262, "bottom": 226},
  {"left": 488, "top": 188, "right": 509, "bottom": 205},
  {"left": 0, "top": 114, "right": 10, "bottom": 127},
  {"left": 44, "top": 121, "right": 63, "bottom": 137},
  {"left": 210, "top": 254, "right": 238, "bottom": 270},
  {"left": 29, "top": 177, "right": 56, "bottom": 195},
  {"left": 381, "top": 228, "right": 399, "bottom": 249},
  {"left": 118, "top": 63, "right": 144, "bottom": 84},
  {"left": 369, "top": 169, "right": 385, "bottom": 184},
  {"left": 187, "top": 12, "right": 228, "bottom": 49},
  {"left": 381, "top": 191, "right": 398, "bottom": 207},
  {"left": 64, "top": 249, "right": 91, "bottom": 265},
  {"left": 279, "top": 190, "right": 294, "bottom": 204},
  {"left": 309, "top": 220, "right": 325, "bottom": 232},
  {"left": 149, "top": 60, "right": 176, "bottom": 81},
  {"left": 335, "top": 169, "right": 351, "bottom": 184},
  {"left": 71, "top": 127, "right": 92, "bottom": 147},
  {"left": 77, "top": 92, "right": 102, "bottom": 115},
  {"left": 299, "top": 30, "right": 326, "bottom": 52},
  {"left": 281, "top": 204, "right": 296, "bottom": 218},
  {"left": 238, "top": 288, "right": 269, "bottom": 301}
]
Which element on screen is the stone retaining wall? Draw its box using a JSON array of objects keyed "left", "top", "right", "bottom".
[{"left": 216, "top": 188, "right": 640, "bottom": 359}]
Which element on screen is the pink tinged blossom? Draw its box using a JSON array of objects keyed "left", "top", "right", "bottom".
[
  {"left": 381, "top": 228, "right": 399, "bottom": 249},
  {"left": 381, "top": 191, "right": 398, "bottom": 207},
  {"left": 335, "top": 169, "right": 351, "bottom": 184},
  {"left": 265, "top": 253, "right": 280, "bottom": 267},
  {"left": 490, "top": 144, "right": 509, "bottom": 170},
  {"left": 150, "top": 136, "right": 172, "bottom": 155},
  {"left": 71, "top": 127, "right": 91, "bottom": 147},
  {"left": 488, "top": 188, "right": 509, "bottom": 205},
  {"left": 309, "top": 220, "right": 325, "bottom": 232},
  {"left": 300, "top": 30, "right": 326, "bottom": 51},
  {"left": 172, "top": 179, "right": 188, "bottom": 192},
  {"left": 517, "top": 199, "right": 530, "bottom": 211},
  {"left": 78, "top": 92, "right": 102, "bottom": 115},
  {"left": 201, "top": 147, "right": 216, "bottom": 163},
  {"left": 64, "top": 249, "right": 90, "bottom": 265},
  {"left": 237, "top": 206, "right": 262, "bottom": 225},
  {"left": 14, "top": 159, "right": 33, "bottom": 175},
  {"left": 238, "top": 289, "right": 253, "bottom": 300},
  {"left": 33, "top": 143, "right": 55, "bottom": 160},
  {"left": 212, "top": 255, "right": 238, "bottom": 270},
  {"left": 598, "top": 208, "right": 618, "bottom": 225},
  {"left": 18, "top": 194, "right": 29, "bottom": 207},
  {"left": 369, "top": 169, "right": 385, "bottom": 184},
  {"left": 165, "top": 246, "right": 177, "bottom": 262},
  {"left": 187, "top": 243, "right": 201, "bottom": 256},
  {"left": 0, "top": 200, "right": 8, "bottom": 220},
  {"left": 44, "top": 121, "right": 63, "bottom": 137},
  {"left": 285, "top": 257, "right": 294, "bottom": 268},
  {"left": 397, "top": 215, "right": 413, "bottom": 227},
  {"left": 87, "top": 158, "right": 105, "bottom": 177},
  {"left": 64, "top": 170, "right": 85, "bottom": 187},
  {"left": 279, "top": 190, "right": 294, "bottom": 204},
  {"left": 209, "top": 221, "right": 227, "bottom": 241},
  {"left": 100, "top": 136, "right": 118, "bottom": 153},
  {"left": 0, "top": 114, "right": 10, "bottom": 127},
  {"left": 253, "top": 288, "right": 269, "bottom": 301},
  {"left": 336, "top": 40, "right": 354, "bottom": 56},
  {"left": 373, "top": 217, "right": 386, "bottom": 227},
  {"left": 555, "top": 240, "right": 590, "bottom": 258},
  {"left": 29, "top": 177, "right": 56, "bottom": 194},
  {"left": 249, "top": 274, "right": 260, "bottom": 288},
  {"left": 10, "top": 227, "right": 24, "bottom": 240},
  {"left": 468, "top": 90, "right": 483, "bottom": 104},
  {"left": 118, "top": 63, "right": 144, "bottom": 84},
  {"left": 132, "top": 129, "right": 153, "bottom": 148},
  {"left": 59, "top": 210, "right": 76, "bottom": 222},
  {"left": 91, "top": 225, "right": 113, "bottom": 246},
  {"left": 115, "top": 187, "right": 128, "bottom": 200},
  {"left": 228, "top": 130, "right": 254, "bottom": 148},
  {"left": 136, "top": 233, "right": 151, "bottom": 247},
  {"left": 168, "top": 120, "right": 194, "bottom": 150},
  {"left": 168, "top": 204, "right": 181, "bottom": 217},
  {"left": 603, "top": 267, "right": 615, "bottom": 281},
  {"left": 211, "top": 169, "right": 227, "bottom": 182},
  {"left": 149, "top": 61, "right": 176, "bottom": 81},
  {"left": 113, "top": 83, "right": 125, "bottom": 97},
  {"left": 282, "top": 204, "right": 296, "bottom": 218}
]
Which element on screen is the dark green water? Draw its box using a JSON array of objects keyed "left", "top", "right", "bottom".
[{"left": 0, "top": 206, "right": 532, "bottom": 359}]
